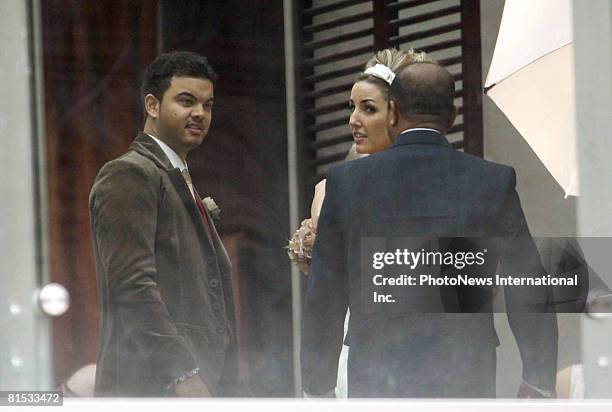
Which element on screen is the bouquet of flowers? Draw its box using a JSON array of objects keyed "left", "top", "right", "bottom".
[{"left": 286, "top": 218, "right": 317, "bottom": 275}]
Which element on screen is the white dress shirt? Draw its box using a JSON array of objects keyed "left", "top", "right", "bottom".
[
  {"left": 147, "top": 133, "right": 188, "bottom": 172},
  {"left": 147, "top": 134, "right": 197, "bottom": 198},
  {"left": 399, "top": 127, "right": 441, "bottom": 135}
]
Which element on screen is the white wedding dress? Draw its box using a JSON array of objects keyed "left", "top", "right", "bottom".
[{"left": 335, "top": 309, "right": 350, "bottom": 398}]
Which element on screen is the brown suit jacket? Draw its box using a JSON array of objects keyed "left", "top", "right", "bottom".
[{"left": 90, "top": 132, "right": 239, "bottom": 396}]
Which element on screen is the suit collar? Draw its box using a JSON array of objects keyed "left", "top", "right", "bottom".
[
  {"left": 195, "top": 188, "right": 231, "bottom": 273},
  {"left": 129, "top": 132, "right": 175, "bottom": 170},
  {"left": 392, "top": 128, "right": 452, "bottom": 149},
  {"left": 166, "top": 166, "right": 220, "bottom": 256},
  {"left": 147, "top": 133, "right": 188, "bottom": 171}
]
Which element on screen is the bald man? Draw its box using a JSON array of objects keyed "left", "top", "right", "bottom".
[{"left": 302, "top": 62, "right": 558, "bottom": 398}]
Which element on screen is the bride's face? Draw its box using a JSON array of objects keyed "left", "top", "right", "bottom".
[{"left": 348, "top": 80, "right": 392, "bottom": 154}]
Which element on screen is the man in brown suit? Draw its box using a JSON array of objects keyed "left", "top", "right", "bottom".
[{"left": 90, "top": 51, "right": 239, "bottom": 397}]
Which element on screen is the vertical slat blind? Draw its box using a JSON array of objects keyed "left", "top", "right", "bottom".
[{"left": 296, "top": 0, "right": 482, "bottom": 181}]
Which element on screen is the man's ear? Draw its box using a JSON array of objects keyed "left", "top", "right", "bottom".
[
  {"left": 388, "top": 100, "right": 399, "bottom": 127},
  {"left": 144, "top": 94, "right": 160, "bottom": 119},
  {"left": 446, "top": 105, "right": 457, "bottom": 130}
]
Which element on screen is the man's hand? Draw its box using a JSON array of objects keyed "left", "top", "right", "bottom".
[
  {"left": 174, "top": 375, "right": 212, "bottom": 397},
  {"left": 517, "top": 382, "right": 556, "bottom": 398}
]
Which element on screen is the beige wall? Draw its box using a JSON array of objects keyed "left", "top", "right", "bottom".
[{"left": 573, "top": 0, "right": 612, "bottom": 397}]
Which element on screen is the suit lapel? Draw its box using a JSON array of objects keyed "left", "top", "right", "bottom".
[
  {"left": 205, "top": 205, "right": 232, "bottom": 273},
  {"left": 130, "top": 132, "right": 224, "bottom": 264},
  {"left": 130, "top": 132, "right": 175, "bottom": 169},
  {"left": 193, "top": 188, "right": 232, "bottom": 273},
  {"left": 165, "top": 167, "right": 218, "bottom": 259}
]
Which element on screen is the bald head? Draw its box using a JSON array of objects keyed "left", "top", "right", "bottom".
[{"left": 389, "top": 62, "right": 455, "bottom": 127}]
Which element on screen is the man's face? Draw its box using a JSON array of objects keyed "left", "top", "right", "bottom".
[{"left": 148, "top": 76, "right": 214, "bottom": 159}]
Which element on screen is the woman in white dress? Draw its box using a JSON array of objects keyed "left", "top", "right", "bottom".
[{"left": 288, "top": 47, "right": 431, "bottom": 398}]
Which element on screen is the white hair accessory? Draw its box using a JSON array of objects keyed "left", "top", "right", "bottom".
[{"left": 364, "top": 64, "right": 395, "bottom": 85}]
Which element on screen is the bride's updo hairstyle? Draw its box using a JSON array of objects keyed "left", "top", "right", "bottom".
[{"left": 356, "top": 48, "right": 431, "bottom": 99}]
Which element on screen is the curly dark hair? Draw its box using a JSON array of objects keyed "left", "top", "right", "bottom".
[{"left": 141, "top": 51, "right": 217, "bottom": 103}]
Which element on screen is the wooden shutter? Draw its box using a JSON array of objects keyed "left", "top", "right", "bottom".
[{"left": 295, "top": 0, "right": 483, "bottom": 184}]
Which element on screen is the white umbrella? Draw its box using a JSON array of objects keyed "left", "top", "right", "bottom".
[{"left": 485, "top": 0, "right": 578, "bottom": 197}]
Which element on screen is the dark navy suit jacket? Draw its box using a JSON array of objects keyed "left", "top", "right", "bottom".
[{"left": 301, "top": 129, "right": 558, "bottom": 397}]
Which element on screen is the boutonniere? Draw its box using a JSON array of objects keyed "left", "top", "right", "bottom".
[{"left": 202, "top": 196, "right": 221, "bottom": 220}]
